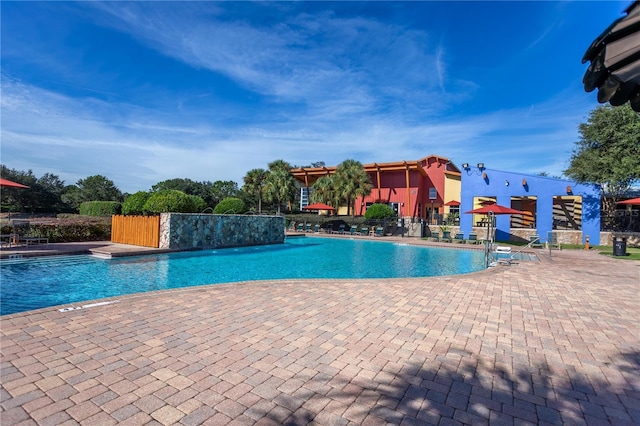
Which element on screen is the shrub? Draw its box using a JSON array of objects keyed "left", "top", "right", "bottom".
[
  {"left": 364, "top": 203, "right": 397, "bottom": 220},
  {"left": 143, "top": 190, "right": 205, "bottom": 214},
  {"left": 213, "top": 197, "right": 246, "bottom": 214},
  {"left": 79, "top": 201, "right": 121, "bottom": 217},
  {"left": 122, "top": 191, "right": 150, "bottom": 215},
  {"left": 188, "top": 194, "right": 208, "bottom": 213}
]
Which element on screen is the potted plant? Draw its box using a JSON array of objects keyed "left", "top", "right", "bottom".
[{"left": 439, "top": 225, "right": 451, "bottom": 240}]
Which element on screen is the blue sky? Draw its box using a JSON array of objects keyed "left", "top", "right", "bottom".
[{"left": 0, "top": 1, "right": 631, "bottom": 193}]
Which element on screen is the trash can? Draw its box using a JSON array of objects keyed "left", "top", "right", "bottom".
[{"left": 613, "top": 237, "right": 627, "bottom": 256}]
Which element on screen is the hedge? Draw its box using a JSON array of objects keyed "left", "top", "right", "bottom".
[{"left": 213, "top": 197, "right": 246, "bottom": 214}]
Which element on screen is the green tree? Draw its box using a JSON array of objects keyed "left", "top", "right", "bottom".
[
  {"left": 1, "top": 166, "right": 70, "bottom": 213},
  {"left": 333, "top": 159, "right": 373, "bottom": 216},
  {"left": 311, "top": 175, "right": 339, "bottom": 209},
  {"left": 364, "top": 203, "right": 396, "bottom": 220},
  {"left": 122, "top": 191, "right": 151, "bottom": 215},
  {"left": 210, "top": 180, "right": 239, "bottom": 206},
  {"left": 242, "top": 168, "right": 268, "bottom": 213},
  {"left": 564, "top": 104, "right": 640, "bottom": 224},
  {"left": 264, "top": 160, "right": 297, "bottom": 215},
  {"left": 152, "top": 178, "right": 214, "bottom": 206},
  {"left": 62, "top": 175, "right": 123, "bottom": 210},
  {"left": 213, "top": 197, "right": 246, "bottom": 214}
]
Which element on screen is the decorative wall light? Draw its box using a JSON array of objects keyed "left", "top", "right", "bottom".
[
  {"left": 482, "top": 172, "right": 488, "bottom": 179},
  {"left": 477, "top": 162, "right": 485, "bottom": 169},
  {"left": 505, "top": 180, "right": 510, "bottom": 186},
  {"left": 566, "top": 185, "right": 572, "bottom": 194},
  {"left": 462, "top": 163, "right": 469, "bottom": 169},
  {"left": 522, "top": 178, "right": 527, "bottom": 186}
]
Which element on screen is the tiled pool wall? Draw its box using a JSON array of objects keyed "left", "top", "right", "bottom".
[{"left": 160, "top": 213, "right": 285, "bottom": 250}]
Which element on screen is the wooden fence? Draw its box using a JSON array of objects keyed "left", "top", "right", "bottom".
[{"left": 111, "top": 215, "right": 160, "bottom": 248}]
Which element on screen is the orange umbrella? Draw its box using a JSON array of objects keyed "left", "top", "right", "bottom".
[
  {"left": 0, "top": 178, "right": 29, "bottom": 188},
  {"left": 618, "top": 197, "right": 640, "bottom": 205},
  {"left": 465, "top": 204, "right": 523, "bottom": 215},
  {"left": 303, "top": 203, "right": 335, "bottom": 211}
]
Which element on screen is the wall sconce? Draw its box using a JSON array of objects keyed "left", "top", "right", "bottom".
[
  {"left": 566, "top": 185, "right": 572, "bottom": 194},
  {"left": 462, "top": 163, "right": 469, "bottom": 169},
  {"left": 477, "top": 162, "right": 485, "bottom": 169},
  {"left": 482, "top": 172, "right": 488, "bottom": 179},
  {"left": 401, "top": 202, "right": 404, "bottom": 206},
  {"left": 522, "top": 178, "right": 527, "bottom": 186},
  {"left": 505, "top": 180, "right": 510, "bottom": 186}
]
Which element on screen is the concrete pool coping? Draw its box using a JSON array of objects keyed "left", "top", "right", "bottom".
[{"left": 1, "top": 237, "right": 639, "bottom": 425}]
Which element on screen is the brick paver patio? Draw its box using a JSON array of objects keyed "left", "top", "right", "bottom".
[{"left": 1, "top": 242, "right": 639, "bottom": 425}]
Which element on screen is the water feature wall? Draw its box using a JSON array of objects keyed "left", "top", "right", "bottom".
[{"left": 159, "top": 213, "right": 285, "bottom": 250}]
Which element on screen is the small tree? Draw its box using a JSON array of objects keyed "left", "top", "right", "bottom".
[{"left": 364, "top": 203, "right": 396, "bottom": 220}]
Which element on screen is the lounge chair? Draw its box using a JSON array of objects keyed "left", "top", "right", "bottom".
[
  {"left": 359, "top": 226, "right": 369, "bottom": 236},
  {"left": 295, "top": 223, "right": 304, "bottom": 232},
  {"left": 332, "top": 224, "right": 345, "bottom": 234},
  {"left": 430, "top": 231, "right": 440, "bottom": 242},
  {"left": 529, "top": 234, "right": 543, "bottom": 248},
  {"left": 466, "top": 233, "right": 480, "bottom": 244},
  {"left": 313, "top": 224, "right": 321, "bottom": 233},
  {"left": 453, "top": 232, "right": 464, "bottom": 243},
  {"left": 304, "top": 223, "right": 313, "bottom": 233},
  {"left": 349, "top": 225, "right": 358, "bottom": 235},
  {"left": 374, "top": 226, "right": 384, "bottom": 237},
  {"left": 11, "top": 221, "right": 49, "bottom": 246}
]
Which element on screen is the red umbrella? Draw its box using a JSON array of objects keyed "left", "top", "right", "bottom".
[
  {"left": 465, "top": 204, "right": 523, "bottom": 215},
  {"left": 0, "top": 178, "right": 30, "bottom": 189},
  {"left": 444, "top": 200, "right": 460, "bottom": 206},
  {"left": 618, "top": 197, "right": 640, "bottom": 205},
  {"left": 303, "top": 202, "right": 335, "bottom": 211}
]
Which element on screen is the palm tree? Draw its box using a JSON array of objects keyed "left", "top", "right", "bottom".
[
  {"left": 333, "top": 159, "right": 372, "bottom": 216},
  {"left": 264, "top": 160, "right": 297, "bottom": 215},
  {"left": 242, "top": 168, "right": 268, "bottom": 213},
  {"left": 311, "top": 175, "right": 338, "bottom": 208}
]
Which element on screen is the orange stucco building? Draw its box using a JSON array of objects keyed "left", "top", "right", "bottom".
[{"left": 291, "top": 155, "right": 462, "bottom": 221}]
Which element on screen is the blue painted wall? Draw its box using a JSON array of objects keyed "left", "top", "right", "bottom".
[{"left": 460, "top": 168, "right": 601, "bottom": 245}]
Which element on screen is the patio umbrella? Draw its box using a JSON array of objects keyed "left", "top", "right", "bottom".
[
  {"left": 465, "top": 203, "right": 524, "bottom": 268},
  {"left": 0, "top": 178, "right": 30, "bottom": 189},
  {"left": 618, "top": 197, "right": 640, "bottom": 205},
  {"left": 444, "top": 200, "right": 460, "bottom": 206},
  {"left": 464, "top": 204, "right": 523, "bottom": 215},
  {"left": 303, "top": 203, "right": 335, "bottom": 211}
]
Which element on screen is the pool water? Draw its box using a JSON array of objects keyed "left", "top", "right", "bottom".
[{"left": 1, "top": 237, "right": 484, "bottom": 315}]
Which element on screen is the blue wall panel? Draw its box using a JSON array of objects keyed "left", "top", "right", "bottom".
[{"left": 460, "top": 168, "right": 601, "bottom": 245}]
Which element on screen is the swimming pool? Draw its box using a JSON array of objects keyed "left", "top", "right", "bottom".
[{"left": 0, "top": 237, "right": 485, "bottom": 315}]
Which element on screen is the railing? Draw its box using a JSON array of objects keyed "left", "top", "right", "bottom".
[{"left": 111, "top": 215, "right": 160, "bottom": 248}]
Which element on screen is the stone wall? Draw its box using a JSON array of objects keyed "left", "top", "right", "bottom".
[{"left": 159, "top": 213, "right": 285, "bottom": 250}]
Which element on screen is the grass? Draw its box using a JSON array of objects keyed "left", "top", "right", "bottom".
[{"left": 598, "top": 246, "right": 640, "bottom": 260}]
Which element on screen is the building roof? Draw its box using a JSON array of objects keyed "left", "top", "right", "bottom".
[
  {"left": 582, "top": 1, "right": 640, "bottom": 111},
  {"left": 291, "top": 155, "right": 460, "bottom": 185}
]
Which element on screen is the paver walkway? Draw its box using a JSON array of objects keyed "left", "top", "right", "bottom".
[{"left": 1, "top": 243, "right": 639, "bottom": 425}]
